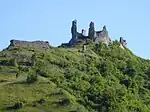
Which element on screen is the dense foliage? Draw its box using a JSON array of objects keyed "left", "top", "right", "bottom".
[{"left": 0, "top": 41, "right": 149, "bottom": 112}]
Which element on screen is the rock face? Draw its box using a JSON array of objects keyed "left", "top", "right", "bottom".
[{"left": 8, "top": 40, "right": 50, "bottom": 49}]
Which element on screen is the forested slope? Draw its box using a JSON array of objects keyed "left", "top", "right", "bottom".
[{"left": 0, "top": 41, "right": 149, "bottom": 112}]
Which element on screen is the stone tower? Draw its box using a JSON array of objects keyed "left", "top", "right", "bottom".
[
  {"left": 120, "top": 37, "right": 127, "bottom": 48},
  {"left": 102, "top": 25, "right": 108, "bottom": 36},
  {"left": 88, "top": 21, "right": 95, "bottom": 39},
  {"left": 71, "top": 20, "right": 77, "bottom": 45},
  {"left": 81, "top": 29, "right": 86, "bottom": 36}
]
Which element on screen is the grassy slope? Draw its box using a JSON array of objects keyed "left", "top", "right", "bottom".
[{"left": 0, "top": 42, "right": 150, "bottom": 112}]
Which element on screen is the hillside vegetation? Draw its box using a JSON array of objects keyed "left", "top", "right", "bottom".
[{"left": 0, "top": 41, "right": 150, "bottom": 112}]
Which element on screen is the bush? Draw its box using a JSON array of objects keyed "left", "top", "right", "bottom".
[
  {"left": 0, "top": 79, "right": 7, "bottom": 83},
  {"left": 58, "top": 98, "right": 71, "bottom": 106},
  {"left": 37, "top": 98, "right": 46, "bottom": 104},
  {"left": 0, "top": 60, "right": 9, "bottom": 66},
  {"left": 13, "top": 102, "right": 23, "bottom": 109},
  {"left": 0, "top": 66, "right": 2, "bottom": 70},
  {"left": 26, "top": 74, "right": 37, "bottom": 84},
  {"left": 5, "top": 102, "right": 23, "bottom": 110},
  {"left": 18, "top": 66, "right": 29, "bottom": 72},
  {"left": 31, "top": 53, "right": 36, "bottom": 66},
  {"left": 36, "top": 69, "right": 49, "bottom": 77}
]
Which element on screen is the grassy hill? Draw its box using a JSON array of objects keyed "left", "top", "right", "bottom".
[{"left": 0, "top": 41, "right": 149, "bottom": 112}]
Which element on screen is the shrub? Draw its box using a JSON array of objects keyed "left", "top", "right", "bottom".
[
  {"left": 13, "top": 102, "right": 23, "bottom": 109},
  {"left": 37, "top": 98, "right": 46, "bottom": 104},
  {"left": 26, "top": 74, "right": 37, "bottom": 84},
  {"left": 5, "top": 102, "right": 23, "bottom": 110},
  {"left": 58, "top": 98, "right": 71, "bottom": 106},
  {"left": 0, "top": 60, "right": 9, "bottom": 66},
  {"left": 18, "top": 66, "right": 29, "bottom": 72},
  {"left": 0, "top": 79, "right": 7, "bottom": 83},
  {"left": 36, "top": 69, "right": 49, "bottom": 77},
  {"left": 0, "top": 66, "right": 2, "bottom": 70}
]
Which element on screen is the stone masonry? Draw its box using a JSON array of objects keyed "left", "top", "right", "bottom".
[
  {"left": 8, "top": 39, "right": 50, "bottom": 49},
  {"left": 119, "top": 37, "right": 127, "bottom": 48},
  {"left": 88, "top": 21, "right": 95, "bottom": 40},
  {"left": 69, "top": 20, "right": 77, "bottom": 45},
  {"left": 61, "top": 20, "right": 127, "bottom": 48},
  {"left": 94, "top": 25, "right": 111, "bottom": 46},
  {"left": 62, "top": 20, "right": 112, "bottom": 46}
]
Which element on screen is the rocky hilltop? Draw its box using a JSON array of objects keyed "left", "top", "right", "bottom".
[
  {"left": 7, "top": 39, "right": 50, "bottom": 49},
  {"left": 6, "top": 20, "right": 127, "bottom": 50}
]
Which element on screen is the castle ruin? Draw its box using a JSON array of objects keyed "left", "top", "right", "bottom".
[
  {"left": 6, "top": 20, "right": 127, "bottom": 49},
  {"left": 8, "top": 39, "right": 50, "bottom": 49},
  {"left": 62, "top": 20, "right": 127, "bottom": 49}
]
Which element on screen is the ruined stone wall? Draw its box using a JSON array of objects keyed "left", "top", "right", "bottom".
[
  {"left": 94, "top": 26, "right": 111, "bottom": 45},
  {"left": 81, "top": 29, "right": 86, "bottom": 36},
  {"left": 9, "top": 40, "right": 50, "bottom": 49},
  {"left": 119, "top": 37, "right": 127, "bottom": 48}
]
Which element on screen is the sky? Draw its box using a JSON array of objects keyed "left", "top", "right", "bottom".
[{"left": 0, "top": 0, "right": 150, "bottom": 59}]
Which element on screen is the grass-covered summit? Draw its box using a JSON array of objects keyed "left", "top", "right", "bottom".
[{"left": 0, "top": 40, "right": 149, "bottom": 112}]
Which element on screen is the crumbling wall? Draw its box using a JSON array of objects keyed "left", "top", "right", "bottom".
[
  {"left": 8, "top": 40, "right": 50, "bottom": 49},
  {"left": 94, "top": 26, "right": 111, "bottom": 45},
  {"left": 119, "top": 37, "right": 127, "bottom": 48}
]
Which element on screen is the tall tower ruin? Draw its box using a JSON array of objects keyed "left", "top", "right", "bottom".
[
  {"left": 70, "top": 20, "right": 77, "bottom": 45},
  {"left": 88, "top": 21, "right": 95, "bottom": 39}
]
